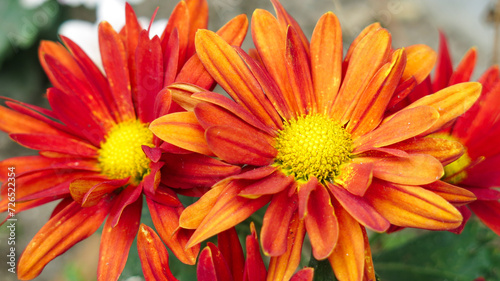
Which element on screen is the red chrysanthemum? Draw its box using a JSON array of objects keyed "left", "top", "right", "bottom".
[
  {"left": 0, "top": 1, "right": 248, "bottom": 280},
  {"left": 150, "top": 1, "right": 481, "bottom": 280},
  {"left": 407, "top": 32, "right": 500, "bottom": 235}
]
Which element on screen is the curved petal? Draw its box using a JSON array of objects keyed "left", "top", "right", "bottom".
[
  {"left": 11, "top": 133, "right": 98, "bottom": 157},
  {"left": 334, "top": 160, "right": 373, "bottom": 197},
  {"left": 270, "top": 0, "right": 310, "bottom": 57},
  {"left": 353, "top": 105, "right": 439, "bottom": 152},
  {"left": 388, "top": 137, "right": 464, "bottom": 165},
  {"left": 328, "top": 207, "right": 364, "bottom": 281},
  {"left": 185, "top": 0, "right": 209, "bottom": 58},
  {"left": 423, "top": 180, "right": 476, "bottom": 206},
  {"left": 240, "top": 171, "right": 294, "bottom": 198},
  {"left": 432, "top": 31, "right": 453, "bottom": 92},
  {"left": 137, "top": 224, "right": 179, "bottom": 281},
  {"left": 98, "top": 196, "right": 142, "bottom": 281},
  {"left": 17, "top": 199, "right": 112, "bottom": 280},
  {"left": 244, "top": 223, "right": 268, "bottom": 281},
  {"left": 69, "top": 177, "right": 128, "bottom": 207},
  {"left": 206, "top": 125, "right": 276, "bottom": 166},
  {"left": 261, "top": 191, "right": 297, "bottom": 256},
  {"left": 311, "top": 12, "right": 342, "bottom": 115},
  {"left": 305, "top": 185, "right": 338, "bottom": 260},
  {"left": 290, "top": 268, "right": 314, "bottom": 281},
  {"left": 364, "top": 180, "right": 462, "bottom": 230},
  {"left": 449, "top": 47, "right": 476, "bottom": 85},
  {"left": 469, "top": 200, "right": 500, "bottom": 236},
  {"left": 197, "top": 243, "right": 233, "bottom": 281},
  {"left": 402, "top": 44, "right": 437, "bottom": 84},
  {"left": 150, "top": 111, "right": 213, "bottom": 156},
  {"left": 218, "top": 228, "right": 245, "bottom": 281}
]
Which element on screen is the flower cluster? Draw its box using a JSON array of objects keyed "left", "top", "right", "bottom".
[{"left": 0, "top": 0, "right": 498, "bottom": 281}]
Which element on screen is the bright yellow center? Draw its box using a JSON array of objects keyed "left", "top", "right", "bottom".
[
  {"left": 274, "top": 114, "right": 352, "bottom": 182},
  {"left": 98, "top": 120, "right": 154, "bottom": 185},
  {"left": 433, "top": 133, "right": 471, "bottom": 184}
]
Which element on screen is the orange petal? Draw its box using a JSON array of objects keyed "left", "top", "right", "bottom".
[
  {"left": 267, "top": 212, "right": 306, "bottom": 281},
  {"left": 403, "top": 82, "right": 482, "bottom": 134},
  {"left": 328, "top": 207, "right": 364, "bottom": 281},
  {"left": 195, "top": 29, "right": 281, "bottom": 130},
  {"left": 271, "top": 0, "right": 310, "bottom": 57},
  {"left": 285, "top": 26, "right": 314, "bottom": 115},
  {"left": 98, "top": 197, "right": 142, "bottom": 281},
  {"left": 17, "top": 199, "right": 112, "bottom": 280},
  {"left": 331, "top": 28, "right": 391, "bottom": 124},
  {"left": 185, "top": 0, "right": 209, "bottom": 58},
  {"left": 38, "top": 40, "right": 85, "bottom": 87},
  {"left": 261, "top": 191, "right": 298, "bottom": 256},
  {"left": 343, "top": 23, "right": 381, "bottom": 64},
  {"left": 310, "top": 12, "right": 342, "bottom": 115},
  {"left": 98, "top": 21, "right": 135, "bottom": 121},
  {"left": 11, "top": 133, "right": 98, "bottom": 158},
  {"left": 0, "top": 104, "right": 62, "bottom": 135},
  {"left": 388, "top": 137, "right": 464, "bottom": 165},
  {"left": 353, "top": 105, "right": 439, "bottom": 152},
  {"left": 361, "top": 227, "right": 376, "bottom": 281},
  {"left": 290, "top": 268, "right": 314, "bottom": 281},
  {"left": 364, "top": 180, "right": 462, "bottom": 230},
  {"left": 146, "top": 195, "right": 200, "bottom": 265},
  {"left": 150, "top": 111, "right": 213, "bottom": 156},
  {"left": 252, "top": 9, "right": 296, "bottom": 117},
  {"left": 328, "top": 183, "right": 390, "bottom": 232},
  {"left": 197, "top": 243, "right": 233, "bottom": 281},
  {"left": 335, "top": 161, "right": 373, "bottom": 197},
  {"left": 168, "top": 83, "right": 206, "bottom": 111},
  {"left": 69, "top": 177, "right": 128, "bottom": 207},
  {"left": 179, "top": 181, "right": 228, "bottom": 229},
  {"left": 206, "top": 126, "right": 276, "bottom": 166},
  {"left": 402, "top": 44, "right": 437, "bottom": 84},
  {"left": 423, "top": 180, "right": 476, "bottom": 206},
  {"left": 161, "top": 0, "right": 189, "bottom": 66},
  {"left": 217, "top": 228, "right": 245, "bottom": 281},
  {"left": 187, "top": 182, "right": 271, "bottom": 248},
  {"left": 137, "top": 224, "right": 179, "bottom": 281},
  {"left": 371, "top": 154, "right": 444, "bottom": 185},
  {"left": 305, "top": 185, "right": 338, "bottom": 260},
  {"left": 348, "top": 49, "right": 406, "bottom": 138},
  {"left": 240, "top": 171, "right": 294, "bottom": 198},
  {"left": 244, "top": 223, "right": 267, "bottom": 281}
]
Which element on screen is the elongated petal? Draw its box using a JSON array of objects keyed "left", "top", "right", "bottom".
[
  {"left": 334, "top": 161, "right": 373, "bottom": 197},
  {"left": 69, "top": 177, "right": 128, "bottom": 207},
  {"left": 161, "top": 0, "right": 189, "bottom": 67},
  {"left": 218, "top": 228, "right": 245, "bottom": 281},
  {"left": 187, "top": 182, "right": 271, "bottom": 248},
  {"left": 206, "top": 126, "right": 276, "bottom": 166},
  {"left": 267, "top": 212, "right": 306, "bottom": 281},
  {"left": 285, "top": 26, "right": 314, "bottom": 115},
  {"left": 180, "top": 182, "right": 228, "bottom": 229},
  {"left": 240, "top": 171, "right": 294, "bottom": 198},
  {"left": 328, "top": 183, "right": 390, "bottom": 232},
  {"left": 150, "top": 111, "right": 213, "bottom": 156},
  {"left": 198, "top": 243, "right": 234, "bottom": 281},
  {"left": 98, "top": 21, "right": 135, "bottom": 121},
  {"left": 389, "top": 137, "right": 464, "bottom": 165},
  {"left": 402, "top": 44, "right": 437, "bottom": 84},
  {"left": 432, "top": 31, "right": 453, "bottom": 92},
  {"left": 137, "top": 224, "right": 179, "bottom": 281},
  {"left": 404, "top": 82, "right": 482, "bottom": 134},
  {"left": 329, "top": 207, "right": 364, "bottom": 281},
  {"left": 98, "top": 197, "right": 141, "bottom": 281},
  {"left": 305, "top": 185, "right": 338, "bottom": 260},
  {"left": 364, "top": 180, "right": 462, "bottom": 230},
  {"left": 311, "top": 12, "right": 342, "bottom": 114},
  {"left": 423, "top": 181, "right": 476, "bottom": 206},
  {"left": 261, "top": 191, "right": 297, "bottom": 256},
  {"left": 343, "top": 23, "right": 381, "bottom": 64},
  {"left": 11, "top": 133, "right": 98, "bottom": 157},
  {"left": 0, "top": 104, "right": 62, "bottom": 135},
  {"left": 18, "top": 199, "right": 112, "bottom": 280},
  {"left": 195, "top": 29, "right": 281, "bottom": 130},
  {"left": 371, "top": 154, "right": 444, "bottom": 185},
  {"left": 185, "top": 0, "right": 209, "bottom": 58},
  {"left": 348, "top": 49, "right": 406, "bottom": 138},
  {"left": 353, "top": 106, "right": 439, "bottom": 152},
  {"left": 245, "top": 223, "right": 267, "bottom": 281},
  {"left": 146, "top": 195, "right": 199, "bottom": 265},
  {"left": 449, "top": 47, "right": 476, "bottom": 85},
  {"left": 271, "top": 0, "right": 310, "bottom": 56},
  {"left": 332, "top": 28, "right": 391, "bottom": 123}
]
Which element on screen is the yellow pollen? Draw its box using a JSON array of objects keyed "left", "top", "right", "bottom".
[
  {"left": 98, "top": 120, "right": 154, "bottom": 185},
  {"left": 274, "top": 114, "right": 352, "bottom": 182}
]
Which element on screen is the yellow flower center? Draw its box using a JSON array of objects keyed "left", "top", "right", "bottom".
[
  {"left": 98, "top": 120, "right": 154, "bottom": 185},
  {"left": 433, "top": 133, "right": 471, "bottom": 184},
  {"left": 274, "top": 114, "right": 352, "bottom": 182}
]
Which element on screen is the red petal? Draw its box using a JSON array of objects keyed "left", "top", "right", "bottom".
[
  {"left": 270, "top": 0, "right": 310, "bottom": 57},
  {"left": 244, "top": 223, "right": 267, "bottom": 281},
  {"left": 290, "top": 268, "right": 314, "bottom": 281},
  {"left": 261, "top": 191, "right": 298, "bottom": 256},
  {"left": 449, "top": 47, "right": 476, "bottom": 85},
  {"left": 218, "top": 228, "right": 245, "bottom": 281},
  {"left": 335, "top": 161, "right": 373, "bottom": 197},
  {"left": 137, "top": 224, "right": 179, "bottom": 281},
  {"left": 161, "top": 0, "right": 189, "bottom": 67},
  {"left": 69, "top": 177, "right": 128, "bottom": 207},
  {"left": 18, "top": 199, "right": 112, "bottom": 280},
  {"left": 185, "top": 0, "right": 209, "bottom": 58},
  {"left": 198, "top": 243, "right": 234, "bottom": 281},
  {"left": 432, "top": 31, "right": 453, "bottom": 92},
  {"left": 305, "top": 185, "right": 338, "bottom": 260},
  {"left": 469, "top": 200, "right": 500, "bottom": 236},
  {"left": 424, "top": 180, "right": 476, "bottom": 205},
  {"left": 98, "top": 21, "right": 135, "bottom": 121},
  {"left": 11, "top": 133, "right": 98, "bottom": 157},
  {"left": 206, "top": 126, "right": 276, "bottom": 166},
  {"left": 98, "top": 196, "right": 142, "bottom": 281},
  {"left": 239, "top": 171, "right": 294, "bottom": 198}
]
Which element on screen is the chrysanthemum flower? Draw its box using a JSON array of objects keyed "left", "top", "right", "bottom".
[
  {"left": 150, "top": 1, "right": 481, "bottom": 280},
  {"left": 0, "top": 1, "right": 248, "bottom": 280},
  {"left": 406, "top": 32, "right": 500, "bottom": 235},
  {"left": 138, "top": 222, "right": 314, "bottom": 281}
]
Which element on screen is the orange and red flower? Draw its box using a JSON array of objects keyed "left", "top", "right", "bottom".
[
  {"left": 150, "top": 1, "right": 481, "bottom": 280},
  {"left": 407, "top": 32, "right": 500, "bottom": 235},
  {"left": 0, "top": 1, "right": 248, "bottom": 280}
]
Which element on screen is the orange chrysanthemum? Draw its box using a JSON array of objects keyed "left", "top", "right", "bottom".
[
  {"left": 406, "top": 32, "right": 500, "bottom": 235},
  {"left": 150, "top": 1, "right": 481, "bottom": 280},
  {"left": 0, "top": 1, "right": 248, "bottom": 280}
]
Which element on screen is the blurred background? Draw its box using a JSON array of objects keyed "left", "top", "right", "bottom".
[{"left": 0, "top": 0, "right": 499, "bottom": 280}]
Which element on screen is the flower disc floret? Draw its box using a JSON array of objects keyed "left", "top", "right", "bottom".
[
  {"left": 274, "top": 114, "right": 352, "bottom": 182},
  {"left": 98, "top": 120, "right": 154, "bottom": 184}
]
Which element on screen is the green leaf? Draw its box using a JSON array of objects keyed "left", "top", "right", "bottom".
[
  {"left": 372, "top": 219, "right": 500, "bottom": 281},
  {"left": 308, "top": 253, "right": 337, "bottom": 281}
]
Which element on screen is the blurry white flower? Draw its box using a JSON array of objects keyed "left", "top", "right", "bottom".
[
  {"left": 20, "top": 0, "right": 48, "bottom": 9},
  {"left": 58, "top": 0, "right": 167, "bottom": 68}
]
